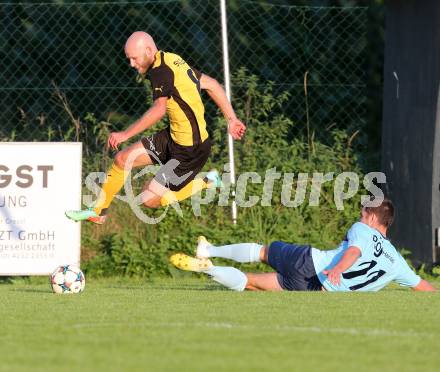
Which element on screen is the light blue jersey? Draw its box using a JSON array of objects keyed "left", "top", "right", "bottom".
[{"left": 311, "top": 222, "right": 421, "bottom": 292}]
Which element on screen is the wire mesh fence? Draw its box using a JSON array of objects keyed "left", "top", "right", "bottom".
[{"left": 1, "top": 0, "right": 367, "bottom": 156}]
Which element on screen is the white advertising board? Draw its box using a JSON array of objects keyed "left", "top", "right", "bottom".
[{"left": 0, "top": 142, "right": 82, "bottom": 275}]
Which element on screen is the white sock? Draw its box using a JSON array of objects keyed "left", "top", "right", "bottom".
[
  {"left": 206, "top": 266, "right": 247, "bottom": 291},
  {"left": 207, "top": 243, "right": 262, "bottom": 263}
]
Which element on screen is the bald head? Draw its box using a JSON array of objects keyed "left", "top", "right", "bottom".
[
  {"left": 125, "top": 31, "right": 158, "bottom": 74},
  {"left": 125, "top": 31, "right": 157, "bottom": 52}
]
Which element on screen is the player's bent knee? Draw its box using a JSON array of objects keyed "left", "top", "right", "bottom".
[{"left": 114, "top": 151, "right": 126, "bottom": 169}]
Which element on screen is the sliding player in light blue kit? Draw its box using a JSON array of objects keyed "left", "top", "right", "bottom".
[{"left": 171, "top": 199, "right": 436, "bottom": 292}]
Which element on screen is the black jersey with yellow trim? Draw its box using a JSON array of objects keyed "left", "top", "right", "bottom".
[{"left": 147, "top": 51, "right": 208, "bottom": 147}]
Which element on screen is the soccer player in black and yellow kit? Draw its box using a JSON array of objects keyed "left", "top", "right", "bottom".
[{"left": 66, "top": 31, "right": 246, "bottom": 224}]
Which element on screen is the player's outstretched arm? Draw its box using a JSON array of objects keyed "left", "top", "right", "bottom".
[
  {"left": 412, "top": 279, "right": 437, "bottom": 292},
  {"left": 108, "top": 97, "right": 167, "bottom": 150},
  {"left": 323, "top": 246, "right": 361, "bottom": 286},
  {"left": 199, "top": 74, "right": 246, "bottom": 140}
]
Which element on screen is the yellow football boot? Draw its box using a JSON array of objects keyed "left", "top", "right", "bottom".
[{"left": 170, "top": 253, "right": 213, "bottom": 272}]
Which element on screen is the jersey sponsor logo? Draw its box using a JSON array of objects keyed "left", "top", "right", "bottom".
[{"left": 173, "top": 58, "right": 186, "bottom": 66}]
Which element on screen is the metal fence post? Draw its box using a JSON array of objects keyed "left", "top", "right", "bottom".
[{"left": 220, "top": 0, "right": 238, "bottom": 224}]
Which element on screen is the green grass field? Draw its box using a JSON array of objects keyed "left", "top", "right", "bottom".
[{"left": 1, "top": 277, "right": 439, "bottom": 372}]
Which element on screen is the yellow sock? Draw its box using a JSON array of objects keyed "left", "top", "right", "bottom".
[
  {"left": 94, "top": 163, "right": 129, "bottom": 215},
  {"left": 160, "top": 178, "right": 210, "bottom": 206}
]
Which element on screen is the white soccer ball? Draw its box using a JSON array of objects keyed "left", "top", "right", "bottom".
[{"left": 50, "top": 265, "right": 85, "bottom": 294}]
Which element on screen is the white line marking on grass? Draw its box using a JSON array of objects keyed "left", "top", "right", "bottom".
[{"left": 70, "top": 321, "right": 434, "bottom": 338}]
